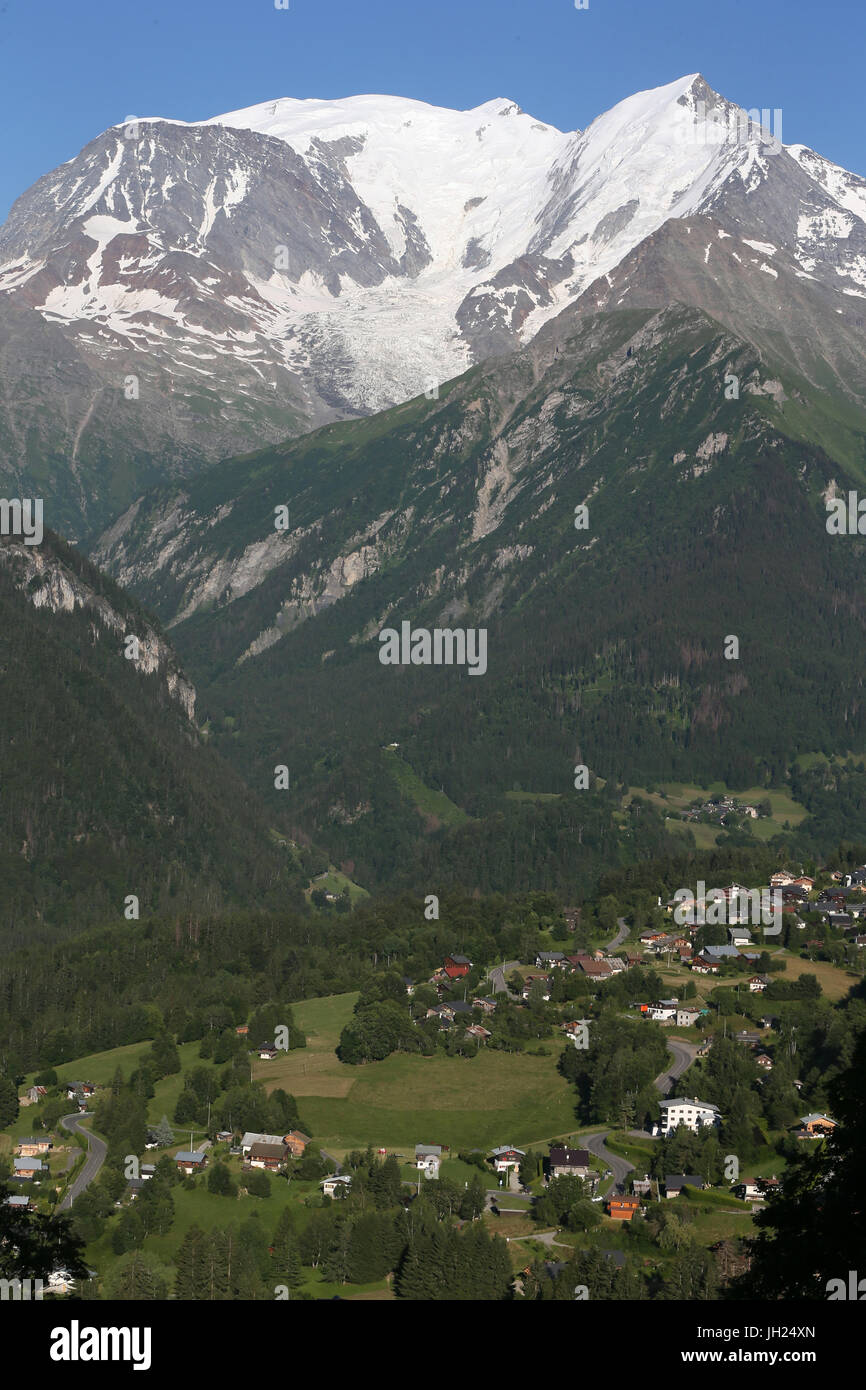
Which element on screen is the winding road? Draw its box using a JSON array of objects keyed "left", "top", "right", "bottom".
[
  {"left": 58, "top": 1112, "right": 107, "bottom": 1210},
  {"left": 606, "top": 916, "right": 631, "bottom": 953},
  {"left": 583, "top": 1035, "right": 701, "bottom": 1192}
]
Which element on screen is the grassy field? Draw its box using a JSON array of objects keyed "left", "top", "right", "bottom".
[
  {"left": 23, "top": 1039, "right": 225, "bottom": 1136},
  {"left": 626, "top": 780, "right": 808, "bottom": 845},
  {"left": 774, "top": 950, "right": 860, "bottom": 1002},
  {"left": 306, "top": 867, "right": 369, "bottom": 903},
  {"left": 383, "top": 748, "right": 470, "bottom": 828},
  {"left": 253, "top": 994, "right": 578, "bottom": 1153}
]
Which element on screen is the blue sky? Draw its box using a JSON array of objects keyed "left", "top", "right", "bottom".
[{"left": 0, "top": 0, "right": 863, "bottom": 220}]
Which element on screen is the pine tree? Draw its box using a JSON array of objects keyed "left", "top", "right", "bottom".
[
  {"left": 174, "top": 1224, "right": 207, "bottom": 1300},
  {"left": 154, "top": 1114, "right": 174, "bottom": 1146}
]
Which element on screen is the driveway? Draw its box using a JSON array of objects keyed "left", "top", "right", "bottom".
[{"left": 58, "top": 1113, "right": 107, "bottom": 1210}]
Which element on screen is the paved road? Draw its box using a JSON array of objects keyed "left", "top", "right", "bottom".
[
  {"left": 584, "top": 1131, "right": 635, "bottom": 1192},
  {"left": 488, "top": 960, "right": 521, "bottom": 996},
  {"left": 58, "top": 1113, "right": 107, "bottom": 1210},
  {"left": 654, "top": 1037, "right": 701, "bottom": 1095},
  {"left": 583, "top": 1038, "right": 700, "bottom": 1193},
  {"left": 606, "top": 916, "right": 631, "bottom": 953}
]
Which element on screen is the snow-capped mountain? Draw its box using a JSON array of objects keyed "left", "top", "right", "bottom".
[{"left": 1, "top": 73, "right": 865, "bottom": 535}]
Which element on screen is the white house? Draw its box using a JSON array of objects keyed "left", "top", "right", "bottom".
[
  {"left": 490, "top": 1145, "right": 524, "bottom": 1173},
  {"left": 657, "top": 1097, "right": 722, "bottom": 1135},
  {"left": 675, "top": 1006, "right": 701, "bottom": 1027},
  {"left": 320, "top": 1174, "right": 352, "bottom": 1198},
  {"left": 414, "top": 1144, "right": 442, "bottom": 1177}
]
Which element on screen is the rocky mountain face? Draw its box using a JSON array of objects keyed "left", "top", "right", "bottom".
[
  {"left": 3, "top": 74, "right": 865, "bottom": 536},
  {"left": 0, "top": 531, "right": 305, "bottom": 942},
  {"left": 89, "top": 280, "right": 866, "bottom": 888},
  {"left": 0, "top": 530, "right": 195, "bottom": 717}
]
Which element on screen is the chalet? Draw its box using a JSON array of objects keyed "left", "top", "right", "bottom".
[
  {"left": 665, "top": 1174, "right": 704, "bottom": 1198},
  {"left": 574, "top": 956, "right": 613, "bottom": 979},
  {"left": 702, "top": 944, "right": 742, "bottom": 963},
  {"left": 521, "top": 974, "right": 552, "bottom": 1000},
  {"left": 780, "top": 884, "right": 809, "bottom": 904},
  {"left": 657, "top": 1097, "right": 721, "bottom": 1135},
  {"left": 606, "top": 956, "right": 627, "bottom": 973},
  {"left": 734, "top": 1031, "right": 762, "bottom": 1046},
  {"left": 793, "top": 876, "right": 815, "bottom": 889},
  {"left": 12, "top": 1157, "right": 44, "bottom": 1180},
  {"left": 23, "top": 1085, "right": 47, "bottom": 1105},
  {"left": 536, "top": 950, "right": 567, "bottom": 968},
  {"left": 465, "top": 1024, "right": 491, "bottom": 1043},
  {"left": 126, "top": 1178, "right": 145, "bottom": 1199},
  {"left": 796, "top": 1113, "right": 837, "bottom": 1138},
  {"left": 283, "top": 1130, "right": 311, "bottom": 1157},
  {"left": 240, "top": 1131, "right": 285, "bottom": 1156},
  {"left": 606, "top": 1196, "right": 640, "bottom": 1221},
  {"left": 257, "top": 1043, "right": 278, "bottom": 1061},
  {"left": 562, "top": 907, "right": 580, "bottom": 932},
  {"left": 631, "top": 1176, "right": 653, "bottom": 1196},
  {"left": 448, "top": 1000, "right": 475, "bottom": 1017},
  {"left": 755, "top": 1053, "right": 773, "bottom": 1070},
  {"left": 215, "top": 1131, "right": 233, "bottom": 1143},
  {"left": 65, "top": 1082, "right": 95, "bottom": 1102},
  {"left": 16, "top": 1138, "right": 51, "bottom": 1158},
  {"left": 769, "top": 871, "right": 796, "bottom": 888},
  {"left": 4, "top": 1195, "right": 31, "bottom": 1210},
  {"left": 734, "top": 1180, "right": 764, "bottom": 1201},
  {"left": 648, "top": 1004, "right": 677, "bottom": 1023},
  {"left": 174, "top": 1151, "right": 207, "bottom": 1174},
  {"left": 691, "top": 956, "right": 718, "bottom": 975},
  {"left": 415, "top": 1144, "right": 442, "bottom": 1176},
  {"left": 490, "top": 1145, "right": 525, "bottom": 1174},
  {"left": 748, "top": 975, "right": 771, "bottom": 992},
  {"left": 140, "top": 1164, "right": 155, "bottom": 1181},
  {"left": 247, "top": 1142, "right": 287, "bottom": 1170},
  {"left": 443, "top": 954, "right": 472, "bottom": 980},
  {"left": 728, "top": 927, "right": 753, "bottom": 947},
  {"left": 402, "top": 977, "right": 415, "bottom": 996},
  {"left": 548, "top": 1146, "right": 590, "bottom": 1179},
  {"left": 320, "top": 1174, "right": 352, "bottom": 1198},
  {"left": 471, "top": 996, "right": 497, "bottom": 1015}
]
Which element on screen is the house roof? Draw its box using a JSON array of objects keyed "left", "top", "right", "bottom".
[
  {"left": 549, "top": 1146, "right": 590, "bottom": 1167},
  {"left": 249, "top": 1142, "right": 286, "bottom": 1159},
  {"left": 241, "top": 1131, "right": 285, "bottom": 1149},
  {"left": 13, "top": 1157, "right": 43, "bottom": 1170},
  {"left": 448, "top": 954, "right": 471, "bottom": 965},
  {"left": 799, "top": 1113, "right": 836, "bottom": 1125},
  {"left": 490, "top": 1145, "right": 525, "bottom": 1158},
  {"left": 666, "top": 1174, "right": 704, "bottom": 1189},
  {"left": 415, "top": 1144, "right": 442, "bottom": 1157},
  {"left": 703, "top": 944, "right": 741, "bottom": 958},
  {"left": 662, "top": 1097, "right": 720, "bottom": 1112},
  {"left": 174, "top": 1151, "right": 206, "bottom": 1163}
]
